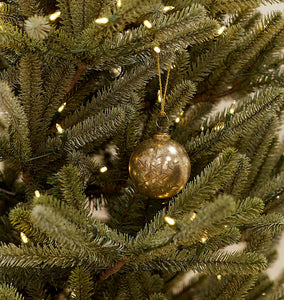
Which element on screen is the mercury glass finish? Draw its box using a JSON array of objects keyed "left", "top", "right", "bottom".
[{"left": 129, "top": 132, "right": 191, "bottom": 199}]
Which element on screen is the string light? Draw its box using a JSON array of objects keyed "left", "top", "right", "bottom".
[
  {"left": 180, "top": 111, "right": 184, "bottom": 116},
  {"left": 143, "top": 20, "right": 152, "bottom": 29},
  {"left": 95, "top": 17, "right": 109, "bottom": 24},
  {"left": 20, "top": 232, "right": 28, "bottom": 244},
  {"left": 35, "top": 190, "right": 41, "bottom": 198},
  {"left": 229, "top": 100, "right": 236, "bottom": 114},
  {"left": 277, "top": 195, "right": 280, "bottom": 199},
  {"left": 163, "top": 6, "right": 175, "bottom": 12},
  {"left": 164, "top": 216, "right": 175, "bottom": 226},
  {"left": 153, "top": 46, "right": 161, "bottom": 53},
  {"left": 158, "top": 90, "right": 162, "bottom": 103},
  {"left": 262, "top": 293, "right": 266, "bottom": 296},
  {"left": 0, "top": 3, "right": 3, "bottom": 7},
  {"left": 175, "top": 117, "right": 180, "bottom": 123},
  {"left": 224, "top": 224, "right": 228, "bottom": 228},
  {"left": 58, "top": 102, "right": 66, "bottom": 113},
  {"left": 217, "top": 274, "right": 222, "bottom": 280},
  {"left": 217, "top": 26, "right": 226, "bottom": 35},
  {"left": 190, "top": 212, "right": 197, "bottom": 221},
  {"left": 100, "top": 166, "right": 108, "bottom": 173},
  {"left": 117, "top": 0, "right": 122, "bottom": 7},
  {"left": 214, "top": 122, "right": 224, "bottom": 131},
  {"left": 200, "top": 125, "right": 204, "bottom": 131},
  {"left": 56, "top": 123, "right": 64, "bottom": 134},
  {"left": 49, "top": 11, "right": 61, "bottom": 21}
]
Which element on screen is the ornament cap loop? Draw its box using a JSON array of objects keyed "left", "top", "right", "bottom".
[{"left": 156, "top": 113, "right": 169, "bottom": 132}]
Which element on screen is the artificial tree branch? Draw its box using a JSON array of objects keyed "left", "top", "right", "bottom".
[
  {"left": 98, "top": 257, "right": 130, "bottom": 282},
  {"left": 66, "top": 63, "right": 87, "bottom": 93}
]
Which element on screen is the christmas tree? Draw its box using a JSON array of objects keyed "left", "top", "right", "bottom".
[{"left": 0, "top": 0, "right": 283, "bottom": 298}]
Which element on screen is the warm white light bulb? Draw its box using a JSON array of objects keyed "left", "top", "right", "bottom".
[
  {"left": 175, "top": 117, "right": 180, "bottom": 123},
  {"left": 201, "top": 236, "right": 208, "bottom": 243},
  {"left": 158, "top": 90, "right": 162, "bottom": 103},
  {"left": 49, "top": 11, "right": 61, "bottom": 21},
  {"left": 56, "top": 123, "right": 64, "bottom": 134},
  {"left": 217, "top": 26, "right": 226, "bottom": 35},
  {"left": 35, "top": 190, "right": 41, "bottom": 198},
  {"left": 143, "top": 20, "right": 152, "bottom": 29},
  {"left": 100, "top": 166, "right": 108, "bottom": 173},
  {"left": 95, "top": 17, "right": 109, "bottom": 24},
  {"left": 163, "top": 6, "right": 175, "bottom": 12},
  {"left": 153, "top": 46, "right": 161, "bottom": 54},
  {"left": 217, "top": 274, "right": 222, "bottom": 280},
  {"left": 58, "top": 102, "right": 66, "bottom": 112},
  {"left": 164, "top": 216, "right": 175, "bottom": 226},
  {"left": 190, "top": 212, "right": 197, "bottom": 221},
  {"left": 117, "top": 0, "right": 122, "bottom": 7},
  {"left": 20, "top": 232, "right": 28, "bottom": 244}
]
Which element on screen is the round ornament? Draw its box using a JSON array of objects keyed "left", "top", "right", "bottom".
[{"left": 129, "top": 132, "right": 191, "bottom": 199}]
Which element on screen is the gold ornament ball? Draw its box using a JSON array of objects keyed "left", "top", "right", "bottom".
[{"left": 129, "top": 132, "right": 191, "bottom": 199}]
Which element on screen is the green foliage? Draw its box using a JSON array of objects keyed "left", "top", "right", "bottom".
[
  {"left": 0, "top": 283, "right": 24, "bottom": 300},
  {"left": 0, "top": 81, "right": 31, "bottom": 165},
  {"left": 68, "top": 267, "right": 94, "bottom": 300},
  {"left": 0, "top": 0, "right": 283, "bottom": 299}
]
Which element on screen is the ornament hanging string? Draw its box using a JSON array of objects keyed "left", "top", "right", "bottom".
[{"left": 156, "top": 48, "right": 171, "bottom": 117}]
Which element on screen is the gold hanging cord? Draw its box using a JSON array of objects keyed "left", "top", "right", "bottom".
[{"left": 156, "top": 48, "right": 171, "bottom": 117}]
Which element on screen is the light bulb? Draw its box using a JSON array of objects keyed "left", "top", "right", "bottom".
[
  {"left": 158, "top": 90, "right": 162, "bottom": 103},
  {"left": 164, "top": 216, "right": 175, "bottom": 226},
  {"left": 163, "top": 6, "right": 175, "bottom": 12},
  {"left": 117, "top": 0, "right": 122, "bottom": 7},
  {"left": 35, "top": 190, "right": 41, "bottom": 198},
  {"left": 100, "top": 166, "right": 108, "bottom": 173},
  {"left": 56, "top": 123, "right": 64, "bottom": 134},
  {"left": 217, "top": 26, "right": 226, "bottom": 35},
  {"left": 95, "top": 17, "right": 109, "bottom": 24},
  {"left": 175, "top": 117, "right": 180, "bottom": 123},
  {"left": 190, "top": 212, "right": 197, "bottom": 221},
  {"left": 153, "top": 46, "right": 161, "bottom": 53},
  {"left": 217, "top": 274, "right": 222, "bottom": 280},
  {"left": 58, "top": 102, "right": 66, "bottom": 112},
  {"left": 20, "top": 232, "right": 28, "bottom": 244},
  {"left": 49, "top": 11, "right": 61, "bottom": 21},
  {"left": 143, "top": 20, "right": 152, "bottom": 29}
]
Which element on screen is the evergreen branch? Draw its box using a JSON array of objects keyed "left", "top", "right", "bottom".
[
  {"left": 192, "top": 251, "right": 267, "bottom": 275},
  {"left": 0, "top": 283, "right": 24, "bottom": 300},
  {"left": 224, "top": 154, "right": 251, "bottom": 197},
  {"left": 265, "top": 287, "right": 284, "bottom": 300},
  {"left": 16, "top": 0, "right": 39, "bottom": 17},
  {"left": 57, "top": 165, "right": 86, "bottom": 211},
  {"left": 62, "top": 55, "right": 172, "bottom": 129},
  {"left": 64, "top": 106, "right": 126, "bottom": 151},
  {"left": 0, "top": 81, "right": 31, "bottom": 163},
  {"left": 57, "top": 0, "right": 74, "bottom": 33},
  {"left": 68, "top": 267, "right": 94, "bottom": 300},
  {"left": 0, "top": 242, "right": 80, "bottom": 268},
  {"left": 225, "top": 197, "right": 264, "bottom": 225},
  {"left": 203, "top": 274, "right": 257, "bottom": 300},
  {"left": 186, "top": 89, "right": 284, "bottom": 161},
  {"left": 188, "top": 25, "right": 243, "bottom": 83},
  {"left": 19, "top": 54, "right": 45, "bottom": 146},
  {"left": 41, "top": 60, "right": 75, "bottom": 126},
  {"left": 245, "top": 214, "right": 284, "bottom": 234},
  {"left": 9, "top": 205, "right": 50, "bottom": 244},
  {"left": 31, "top": 204, "right": 119, "bottom": 266}
]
